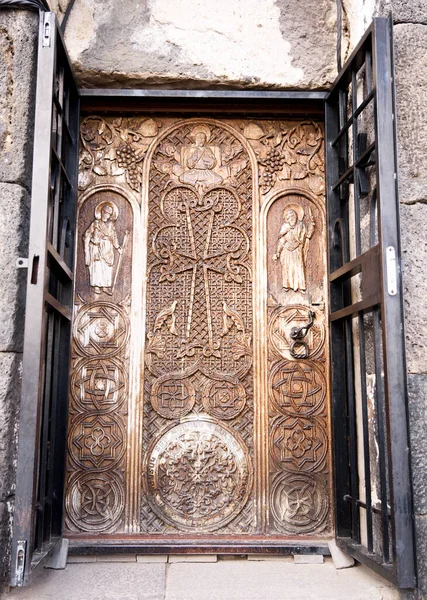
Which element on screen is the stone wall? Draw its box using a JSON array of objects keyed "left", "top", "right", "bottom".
[
  {"left": 0, "top": 8, "right": 37, "bottom": 591},
  {"left": 393, "top": 15, "right": 427, "bottom": 600},
  {"left": 62, "top": 0, "right": 337, "bottom": 89}
]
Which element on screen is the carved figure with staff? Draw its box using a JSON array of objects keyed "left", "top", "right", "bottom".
[{"left": 84, "top": 200, "right": 129, "bottom": 295}]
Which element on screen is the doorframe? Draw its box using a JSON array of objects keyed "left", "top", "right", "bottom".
[{"left": 67, "top": 90, "right": 331, "bottom": 558}]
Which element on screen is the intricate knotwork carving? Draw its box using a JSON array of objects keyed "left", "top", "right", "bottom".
[
  {"left": 70, "top": 357, "right": 127, "bottom": 413},
  {"left": 202, "top": 379, "right": 246, "bottom": 420},
  {"left": 270, "top": 473, "right": 330, "bottom": 534},
  {"left": 144, "top": 418, "right": 253, "bottom": 532},
  {"left": 269, "top": 359, "right": 326, "bottom": 417},
  {"left": 65, "top": 471, "right": 125, "bottom": 533},
  {"left": 74, "top": 300, "right": 130, "bottom": 358},
  {"left": 143, "top": 121, "right": 255, "bottom": 533},
  {"left": 68, "top": 412, "right": 126, "bottom": 471},
  {"left": 150, "top": 375, "right": 196, "bottom": 420},
  {"left": 270, "top": 415, "right": 328, "bottom": 472}
]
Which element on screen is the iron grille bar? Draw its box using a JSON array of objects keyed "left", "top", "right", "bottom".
[
  {"left": 344, "top": 495, "right": 389, "bottom": 517},
  {"left": 330, "top": 90, "right": 375, "bottom": 148},
  {"left": 357, "top": 315, "right": 374, "bottom": 552},
  {"left": 330, "top": 297, "right": 381, "bottom": 322},
  {"left": 47, "top": 242, "right": 73, "bottom": 282},
  {"left": 372, "top": 307, "right": 390, "bottom": 563},
  {"left": 44, "top": 292, "right": 71, "bottom": 321}
]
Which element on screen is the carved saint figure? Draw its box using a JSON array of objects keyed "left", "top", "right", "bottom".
[
  {"left": 84, "top": 201, "right": 123, "bottom": 295},
  {"left": 273, "top": 204, "right": 315, "bottom": 293},
  {"left": 179, "top": 124, "right": 223, "bottom": 192}
]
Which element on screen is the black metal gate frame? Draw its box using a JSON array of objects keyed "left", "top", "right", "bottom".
[{"left": 325, "top": 18, "right": 416, "bottom": 589}]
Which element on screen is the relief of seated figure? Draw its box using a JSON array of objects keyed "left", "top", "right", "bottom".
[{"left": 179, "top": 124, "right": 224, "bottom": 193}]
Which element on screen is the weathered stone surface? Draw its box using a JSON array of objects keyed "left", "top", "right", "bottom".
[
  {"left": 399, "top": 515, "right": 427, "bottom": 600},
  {"left": 64, "top": 0, "right": 337, "bottom": 89},
  {"left": 0, "top": 352, "right": 22, "bottom": 589},
  {"left": 5, "top": 563, "right": 166, "bottom": 600},
  {"left": 47, "top": 0, "right": 71, "bottom": 22},
  {"left": 1, "top": 559, "right": 401, "bottom": 600},
  {"left": 377, "top": 0, "right": 427, "bottom": 24},
  {"left": 400, "top": 203, "right": 427, "bottom": 374},
  {"left": 0, "top": 11, "right": 38, "bottom": 188},
  {"left": 341, "top": 0, "right": 376, "bottom": 56},
  {"left": 407, "top": 375, "right": 427, "bottom": 515},
  {"left": 0, "top": 184, "right": 30, "bottom": 353},
  {"left": 394, "top": 24, "right": 427, "bottom": 205}
]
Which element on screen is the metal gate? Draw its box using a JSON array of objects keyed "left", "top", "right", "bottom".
[
  {"left": 10, "top": 12, "right": 79, "bottom": 586},
  {"left": 325, "top": 17, "right": 416, "bottom": 589}
]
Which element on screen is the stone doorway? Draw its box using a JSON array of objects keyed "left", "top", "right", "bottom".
[{"left": 63, "top": 115, "right": 332, "bottom": 545}]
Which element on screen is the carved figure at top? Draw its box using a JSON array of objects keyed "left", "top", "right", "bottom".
[
  {"left": 273, "top": 204, "right": 315, "bottom": 293},
  {"left": 84, "top": 201, "right": 125, "bottom": 295},
  {"left": 154, "top": 123, "right": 247, "bottom": 192},
  {"left": 179, "top": 125, "right": 224, "bottom": 192}
]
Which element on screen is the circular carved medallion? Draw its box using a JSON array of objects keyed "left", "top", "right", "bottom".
[
  {"left": 65, "top": 471, "right": 124, "bottom": 533},
  {"left": 150, "top": 376, "right": 196, "bottom": 419},
  {"left": 71, "top": 356, "right": 127, "bottom": 413},
  {"left": 73, "top": 301, "right": 130, "bottom": 358},
  {"left": 144, "top": 418, "right": 253, "bottom": 532},
  {"left": 271, "top": 473, "right": 329, "bottom": 535},
  {"left": 269, "top": 305, "right": 324, "bottom": 361},
  {"left": 270, "top": 415, "right": 328, "bottom": 472},
  {"left": 68, "top": 412, "right": 126, "bottom": 471},
  {"left": 202, "top": 379, "right": 246, "bottom": 420},
  {"left": 269, "top": 359, "right": 326, "bottom": 417}
]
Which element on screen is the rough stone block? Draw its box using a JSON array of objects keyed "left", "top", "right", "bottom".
[
  {"left": 407, "top": 375, "right": 427, "bottom": 516},
  {"left": 394, "top": 24, "right": 427, "bottom": 205},
  {"left": 64, "top": 0, "right": 337, "bottom": 89},
  {"left": 0, "top": 183, "right": 30, "bottom": 353},
  {"left": 400, "top": 203, "right": 427, "bottom": 374},
  {"left": 0, "top": 352, "right": 22, "bottom": 589},
  {"left": 377, "top": 0, "right": 427, "bottom": 24},
  {"left": 0, "top": 10, "right": 38, "bottom": 187}
]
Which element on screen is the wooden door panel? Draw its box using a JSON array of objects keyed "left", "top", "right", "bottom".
[{"left": 64, "top": 115, "right": 331, "bottom": 542}]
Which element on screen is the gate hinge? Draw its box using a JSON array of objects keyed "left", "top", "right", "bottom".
[
  {"left": 42, "top": 13, "right": 52, "bottom": 47},
  {"left": 15, "top": 540, "right": 27, "bottom": 587}
]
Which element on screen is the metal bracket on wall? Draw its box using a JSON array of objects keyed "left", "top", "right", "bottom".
[{"left": 16, "top": 258, "right": 28, "bottom": 269}]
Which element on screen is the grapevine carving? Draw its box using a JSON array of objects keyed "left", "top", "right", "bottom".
[
  {"left": 79, "top": 116, "right": 160, "bottom": 192},
  {"left": 243, "top": 120, "right": 325, "bottom": 195}
]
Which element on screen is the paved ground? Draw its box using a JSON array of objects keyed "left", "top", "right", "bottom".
[{"left": 2, "top": 556, "right": 399, "bottom": 600}]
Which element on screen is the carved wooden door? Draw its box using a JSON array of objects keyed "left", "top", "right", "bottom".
[{"left": 64, "top": 115, "right": 332, "bottom": 544}]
